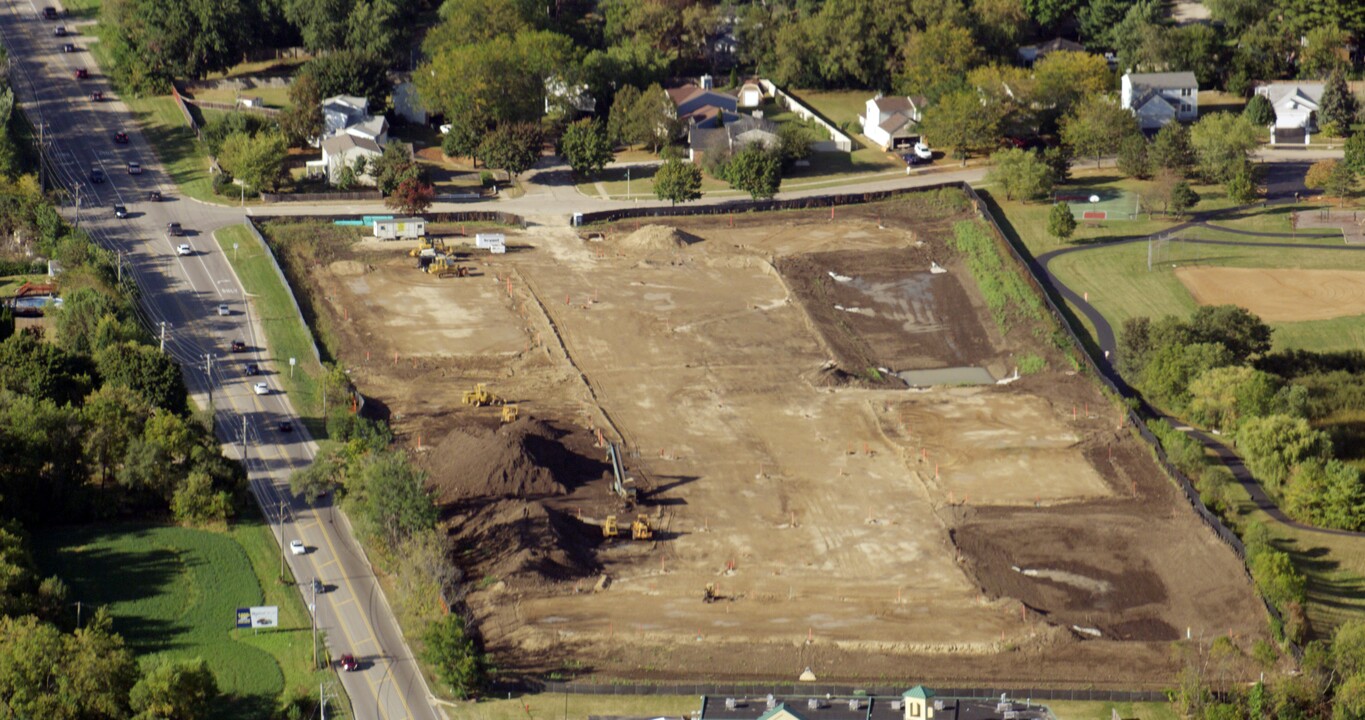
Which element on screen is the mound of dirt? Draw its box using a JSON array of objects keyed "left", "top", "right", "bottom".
[
  {"left": 426, "top": 418, "right": 572, "bottom": 502},
  {"left": 616, "top": 224, "right": 698, "bottom": 253},
  {"left": 452, "top": 499, "right": 600, "bottom": 583}
]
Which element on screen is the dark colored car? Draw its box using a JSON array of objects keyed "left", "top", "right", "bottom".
[
  {"left": 167, "top": 222, "right": 182, "bottom": 236},
  {"left": 89, "top": 167, "right": 104, "bottom": 183},
  {"left": 73, "top": 68, "right": 87, "bottom": 79},
  {"left": 90, "top": 91, "right": 103, "bottom": 102},
  {"left": 279, "top": 421, "right": 294, "bottom": 433},
  {"left": 127, "top": 161, "right": 142, "bottom": 175},
  {"left": 114, "top": 131, "right": 128, "bottom": 144},
  {"left": 54, "top": 25, "right": 66, "bottom": 37},
  {"left": 113, "top": 205, "right": 127, "bottom": 218},
  {"left": 901, "top": 152, "right": 931, "bottom": 166},
  {"left": 147, "top": 190, "right": 162, "bottom": 202},
  {"left": 311, "top": 577, "right": 323, "bottom": 594},
  {"left": 230, "top": 340, "right": 247, "bottom": 352},
  {"left": 245, "top": 363, "right": 260, "bottom": 376},
  {"left": 42, "top": 7, "right": 58, "bottom": 19},
  {"left": 339, "top": 654, "right": 358, "bottom": 672},
  {"left": 62, "top": 43, "right": 76, "bottom": 53}
]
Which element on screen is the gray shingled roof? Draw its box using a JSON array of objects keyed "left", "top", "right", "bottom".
[{"left": 1128, "top": 72, "right": 1198, "bottom": 89}]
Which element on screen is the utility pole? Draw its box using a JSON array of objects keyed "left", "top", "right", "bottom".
[
  {"left": 241, "top": 415, "right": 248, "bottom": 460},
  {"left": 72, "top": 600, "right": 82, "bottom": 629},
  {"left": 311, "top": 577, "right": 319, "bottom": 669},
  {"left": 37, "top": 122, "right": 44, "bottom": 191},
  {"left": 205, "top": 353, "right": 214, "bottom": 413},
  {"left": 320, "top": 682, "right": 327, "bottom": 720},
  {"left": 278, "top": 499, "right": 287, "bottom": 581},
  {"left": 117, "top": 250, "right": 122, "bottom": 283},
  {"left": 159, "top": 322, "right": 166, "bottom": 352},
  {"left": 73, "top": 183, "right": 81, "bottom": 228}
]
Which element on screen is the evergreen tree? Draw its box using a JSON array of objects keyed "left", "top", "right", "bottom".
[
  {"left": 1320, "top": 70, "right": 1359, "bottom": 136},
  {"left": 1244, "top": 93, "right": 1277, "bottom": 126},
  {"left": 1047, "top": 202, "right": 1077, "bottom": 241}
]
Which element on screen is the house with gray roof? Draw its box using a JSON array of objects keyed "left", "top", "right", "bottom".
[
  {"left": 688, "top": 114, "right": 780, "bottom": 161},
  {"left": 1254, "top": 81, "right": 1324, "bottom": 144},
  {"left": 1121, "top": 72, "right": 1198, "bottom": 129},
  {"left": 860, "top": 94, "right": 926, "bottom": 150},
  {"left": 699, "top": 686, "right": 1048, "bottom": 720}
]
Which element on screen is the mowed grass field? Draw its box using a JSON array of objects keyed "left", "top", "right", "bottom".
[
  {"left": 33, "top": 517, "right": 345, "bottom": 719},
  {"left": 215, "top": 225, "right": 328, "bottom": 435}
]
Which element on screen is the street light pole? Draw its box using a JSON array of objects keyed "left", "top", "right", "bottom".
[
  {"left": 311, "top": 577, "right": 319, "bottom": 669},
  {"left": 278, "top": 499, "right": 287, "bottom": 581}
]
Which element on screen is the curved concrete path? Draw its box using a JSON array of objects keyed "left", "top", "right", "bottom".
[{"left": 1030, "top": 210, "right": 1365, "bottom": 538}]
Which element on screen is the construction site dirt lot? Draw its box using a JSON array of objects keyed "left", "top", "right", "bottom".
[{"left": 274, "top": 196, "right": 1266, "bottom": 688}]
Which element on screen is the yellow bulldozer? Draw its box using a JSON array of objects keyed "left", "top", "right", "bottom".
[
  {"left": 407, "top": 237, "right": 446, "bottom": 257},
  {"left": 426, "top": 255, "right": 470, "bottom": 279},
  {"left": 630, "top": 514, "right": 653, "bottom": 540},
  {"left": 461, "top": 383, "right": 504, "bottom": 407},
  {"left": 500, "top": 404, "right": 520, "bottom": 423}
]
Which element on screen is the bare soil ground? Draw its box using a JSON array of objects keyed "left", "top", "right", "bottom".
[
  {"left": 1174, "top": 267, "right": 1365, "bottom": 322},
  {"left": 268, "top": 196, "right": 1266, "bottom": 688}
]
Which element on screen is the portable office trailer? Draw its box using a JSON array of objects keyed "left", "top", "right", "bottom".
[{"left": 373, "top": 217, "right": 427, "bottom": 239}]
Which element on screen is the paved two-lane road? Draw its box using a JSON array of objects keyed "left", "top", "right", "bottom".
[{"left": 0, "top": 3, "right": 441, "bottom": 718}]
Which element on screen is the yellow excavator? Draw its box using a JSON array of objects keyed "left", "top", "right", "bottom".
[
  {"left": 407, "top": 237, "right": 446, "bottom": 257},
  {"left": 461, "top": 383, "right": 503, "bottom": 407}
]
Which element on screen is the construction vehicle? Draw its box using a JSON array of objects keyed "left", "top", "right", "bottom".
[
  {"left": 461, "top": 383, "right": 504, "bottom": 407},
  {"left": 425, "top": 254, "right": 470, "bottom": 278},
  {"left": 602, "top": 515, "right": 620, "bottom": 539},
  {"left": 500, "top": 404, "right": 519, "bottom": 423},
  {"left": 703, "top": 583, "right": 719, "bottom": 603},
  {"left": 605, "top": 442, "right": 638, "bottom": 504},
  {"left": 630, "top": 514, "right": 653, "bottom": 540},
  {"left": 407, "top": 237, "right": 445, "bottom": 257}
]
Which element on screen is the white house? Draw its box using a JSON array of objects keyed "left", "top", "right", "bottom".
[
  {"left": 1254, "top": 82, "right": 1323, "bottom": 145},
  {"left": 860, "top": 94, "right": 924, "bottom": 150},
  {"left": 318, "top": 94, "right": 388, "bottom": 147},
  {"left": 737, "top": 81, "right": 763, "bottom": 108},
  {"left": 309, "top": 134, "right": 383, "bottom": 185},
  {"left": 1120, "top": 72, "right": 1198, "bottom": 129}
]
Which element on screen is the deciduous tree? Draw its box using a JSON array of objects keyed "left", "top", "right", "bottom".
[
  {"left": 1189, "top": 112, "right": 1259, "bottom": 181},
  {"left": 1244, "top": 93, "right": 1277, "bottom": 127},
  {"left": 477, "top": 122, "right": 543, "bottom": 179},
  {"left": 653, "top": 158, "right": 702, "bottom": 206},
  {"left": 421, "top": 613, "right": 485, "bottom": 699},
  {"left": 218, "top": 131, "right": 289, "bottom": 193},
  {"left": 1150, "top": 123, "right": 1196, "bottom": 176},
  {"left": 1060, "top": 95, "right": 1141, "bottom": 168},
  {"left": 559, "top": 119, "right": 615, "bottom": 177},
  {"left": 1238, "top": 414, "right": 1333, "bottom": 491},
  {"left": 987, "top": 148, "right": 1053, "bottom": 201},
  {"left": 920, "top": 89, "right": 1001, "bottom": 165},
  {"left": 1033, "top": 51, "right": 1112, "bottom": 119},
  {"left": 129, "top": 658, "right": 218, "bottom": 720},
  {"left": 894, "top": 21, "right": 981, "bottom": 103},
  {"left": 725, "top": 145, "right": 782, "bottom": 200},
  {"left": 1117, "top": 135, "right": 1151, "bottom": 179},
  {"left": 369, "top": 141, "right": 423, "bottom": 196},
  {"left": 385, "top": 178, "right": 435, "bottom": 216}
]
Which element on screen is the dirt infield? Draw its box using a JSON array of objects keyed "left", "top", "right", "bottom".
[
  {"left": 264, "top": 194, "right": 1266, "bottom": 687},
  {"left": 1175, "top": 266, "right": 1365, "bottom": 322}
]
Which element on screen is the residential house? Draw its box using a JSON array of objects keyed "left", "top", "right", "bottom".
[
  {"left": 687, "top": 114, "right": 779, "bottom": 161},
  {"left": 1254, "top": 81, "right": 1323, "bottom": 144},
  {"left": 1120, "top": 72, "right": 1199, "bottom": 129},
  {"left": 860, "top": 94, "right": 925, "bottom": 150},
  {"left": 667, "top": 76, "right": 739, "bottom": 128},
  {"left": 319, "top": 94, "right": 388, "bottom": 147},
  {"left": 1017, "top": 37, "right": 1086, "bottom": 65},
  {"left": 312, "top": 134, "right": 384, "bottom": 185}
]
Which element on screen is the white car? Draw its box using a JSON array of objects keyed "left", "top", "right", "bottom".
[
  {"left": 176, "top": 244, "right": 192, "bottom": 256},
  {"left": 253, "top": 382, "right": 269, "bottom": 396},
  {"left": 216, "top": 304, "right": 230, "bottom": 316},
  {"left": 912, "top": 142, "right": 933, "bottom": 160},
  {"left": 289, "top": 540, "right": 306, "bottom": 555}
]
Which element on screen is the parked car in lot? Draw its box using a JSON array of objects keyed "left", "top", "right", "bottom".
[
  {"left": 167, "top": 222, "right": 182, "bottom": 236},
  {"left": 901, "top": 152, "right": 931, "bottom": 166},
  {"left": 127, "top": 161, "right": 141, "bottom": 175},
  {"left": 289, "top": 539, "right": 306, "bottom": 555},
  {"left": 113, "top": 205, "right": 127, "bottom": 218},
  {"left": 89, "top": 167, "right": 104, "bottom": 183},
  {"left": 911, "top": 141, "right": 933, "bottom": 160},
  {"left": 176, "top": 243, "right": 192, "bottom": 256},
  {"left": 72, "top": 68, "right": 87, "bottom": 79},
  {"left": 113, "top": 131, "right": 128, "bottom": 144}
]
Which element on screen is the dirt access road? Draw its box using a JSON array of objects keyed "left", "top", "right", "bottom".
[{"left": 269, "top": 193, "right": 1266, "bottom": 688}]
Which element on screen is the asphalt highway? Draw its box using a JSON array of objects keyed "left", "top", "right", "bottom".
[{"left": 0, "top": 3, "right": 441, "bottom": 718}]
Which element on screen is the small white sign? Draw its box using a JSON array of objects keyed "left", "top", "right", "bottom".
[{"left": 289, "top": 357, "right": 296, "bottom": 366}]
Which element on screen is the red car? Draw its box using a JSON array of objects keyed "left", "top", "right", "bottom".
[
  {"left": 90, "top": 91, "right": 103, "bottom": 102},
  {"left": 339, "top": 654, "right": 358, "bottom": 672},
  {"left": 73, "top": 68, "right": 88, "bottom": 79},
  {"left": 114, "top": 131, "right": 128, "bottom": 144}
]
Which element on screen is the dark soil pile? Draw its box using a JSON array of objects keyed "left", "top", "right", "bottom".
[
  {"left": 425, "top": 418, "right": 571, "bottom": 502},
  {"left": 446, "top": 499, "right": 600, "bottom": 583}
]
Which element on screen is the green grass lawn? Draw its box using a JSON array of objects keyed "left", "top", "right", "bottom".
[
  {"left": 0, "top": 273, "right": 46, "bottom": 297},
  {"left": 33, "top": 517, "right": 345, "bottom": 719},
  {"left": 215, "top": 224, "right": 328, "bottom": 435},
  {"left": 61, "top": 0, "right": 101, "bottom": 19},
  {"left": 188, "top": 85, "right": 293, "bottom": 110},
  {"left": 120, "top": 94, "right": 223, "bottom": 204},
  {"left": 1048, "top": 700, "right": 1181, "bottom": 720},
  {"left": 790, "top": 88, "right": 870, "bottom": 136},
  {"left": 579, "top": 149, "right": 903, "bottom": 201}
]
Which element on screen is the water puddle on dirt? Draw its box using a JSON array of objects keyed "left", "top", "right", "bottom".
[{"left": 896, "top": 367, "right": 995, "bottom": 386}]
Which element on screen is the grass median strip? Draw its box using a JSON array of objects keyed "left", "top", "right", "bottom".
[{"left": 216, "top": 224, "right": 327, "bottom": 435}]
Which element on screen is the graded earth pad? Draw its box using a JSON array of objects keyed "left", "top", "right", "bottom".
[
  {"left": 274, "top": 197, "right": 1266, "bottom": 688},
  {"left": 1174, "top": 266, "right": 1365, "bottom": 322}
]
